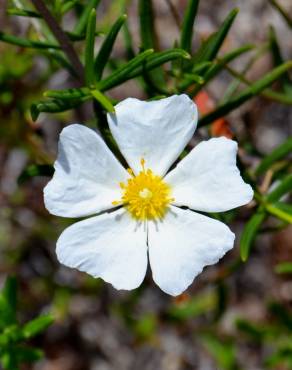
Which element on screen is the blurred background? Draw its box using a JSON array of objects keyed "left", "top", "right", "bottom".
[{"left": 0, "top": 0, "right": 292, "bottom": 369}]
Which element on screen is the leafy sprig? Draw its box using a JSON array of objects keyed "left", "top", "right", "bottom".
[{"left": 0, "top": 277, "right": 54, "bottom": 370}]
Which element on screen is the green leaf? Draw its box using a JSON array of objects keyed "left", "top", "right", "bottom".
[
  {"left": 256, "top": 138, "right": 292, "bottom": 175},
  {"left": 94, "top": 14, "right": 127, "bottom": 81},
  {"left": 269, "top": 26, "right": 292, "bottom": 94},
  {"left": 265, "top": 347, "right": 292, "bottom": 368},
  {"left": 0, "top": 298, "right": 12, "bottom": 331},
  {"left": 178, "top": 73, "right": 204, "bottom": 90},
  {"left": 180, "top": 0, "right": 199, "bottom": 53},
  {"left": 2, "top": 277, "right": 17, "bottom": 322},
  {"left": 1, "top": 346, "right": 43, "bottom": 367},
  {"left": 1, "top": 350, "right": 18, "bottom": 370},
  {"left": 43, "top": 50, "right": 78, "bottom": 78},
  {"left": 91, "top": 90, "right": 115, "bottom": 112},
  {"left": 269, "top": 302, "right": 292, "bottom": 330},
  {"left": 97, "top": 49, "right": 154, "bottom": 91},
  {"left": 74, "top": 0, "right": 100, "bottom": 35},
  {"left": 16, "top": 346, "right": 43, "bottom": 362},
  {"left": 85, "top": 9, "right": 97, "bottom": 86},
  {"left": 191, "top": 33, "right": 215, "bottom": 64},
  {"left": 139, "top": 0, "right": 156, "bottom": 50},
  {"left": 31, "top": 96, "right": 90, "bottom": 120},
  {"left": 98, "top": 49, "right": 189, "bottom": 93},
  {"left": 193, "top": 8, "right": 238, "bottom": 64},
  {"left": 97, "top": 49, "right": 189, "bottom": 92},
  {"left": 0, "top": 32, "right": 60, "bottom": 49},
  {"left": 191, "top": 61, "right": 212, "bottom": 73},
  {"left": 236, "top": 319, "right": 266, "bottom": 342},
  {"left": 275, "top": 262, "right": 292, "bottom": 274},
  {"left": 66, "top": 30, "right": 103, "bottom": 42},
  {"left": 269, "top": 26, "right": 284, "bottom": 66},
  {"left": 133, "top": 314, "right": 156, "bottom": 340},
  {"left": 18, "top": 164, "right": 54, "bottom": 184},
  {"left": 190, "top": 44, "right": 253, "bottom": 95},
  {"left": 206, "top": 44, "right": 254, "bottom": 74},
  {"left": 0, "top": 277, "right": 17, "bottom": 329},
  {"left": 126, "top": 49, "right": 190, "bottom": 80},
  {"left": 44, "top": 49, "right": 189, "bottom": 100},
  {"left": 7, "top": 8, "right": 41, "bottom": 18},
  {"left": 44, "top": 87, "right": 91, "bottom": 100},
  {"left": 240, "top": 209, "right": 266, "bottom": 262},
  {"left": 266, "top": 174, "right": 292, "bottom": 202},
  {"left": 167, "top": 290, "right": 216, "bottom": 321},
  {"left": 122, "top": 15, "right": 135, "bottom": 60},
  {"left": 61, "top": 0, "right": 78, "bottom": 14},
  {"left": 265, "top": 203, "right": 292, "bottom": 224},
  {"left": 262, "top": 89, "right": 292, "bottom": 104},
  {"left": 138, "top": 0, "right": 165, "bottom": 93},
  {"left": 21, "top": 315, "right": 53, "bottom": 339},
  {"left": 198, "top": 61, "right": 292, "bottom": 127},
  {"left": 273, "top": 202, "right": 292, "bottom": 215},
  {"left": 218, "top": 63, "right": 292, "bottom": 105},
  {"left": 200, "top": 334, "right": 237, "bottom": 370},
  {"left": 141, "top": 68, "right": 169, "bottom": 94}
]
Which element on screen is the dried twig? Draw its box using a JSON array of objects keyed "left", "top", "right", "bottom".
[
  {"left": 164, "top": 0, "right": 180, "bottom": 29},
  {"left": 30, "top": 0, "right": 84, "bottom": 82}
]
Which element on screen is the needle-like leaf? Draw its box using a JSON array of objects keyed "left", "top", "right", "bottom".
[
  {"left": 266, "top": 174, "right": 292, "bottom": 203},
  {"left": 192, "top": 8, "right": 238, "bottom": 64},
  {"left": 31, "top": 97, "right": 90, "bottom": 121},
  {"left": 180, "top": 0, "right": 200, "bottom": 53},
  {"left": 240, "top": 209, "right": 266, "bottom": 262},
  {"left": 139, "top": 0, "right": 156, "bottom": 49},
  {"left": 198, "top": 61, "right": 292, "bottom": 127},
  {"left": 97, "top": 49, "right": 154, "bottom": 91},
  {"left": 85, "top": 9, "right": 97, "bottom": 86},
  {"left": 0, "top": 32, "right": 59, "bottom": 49},
  {"left": 74, "top": 0, "right": 101, "bottom": 35},
  {"left": 6, "top": 8, "right": 41, "bottom": 18},
  {"left": 256, "top": 138, "right": 292, "bottom": 175},
  {"left": 94, "top": 14, "right": 127, "bottom": 81}
]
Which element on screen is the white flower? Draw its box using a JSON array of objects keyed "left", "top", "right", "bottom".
[{"left": 44, "top": 94, "right": 253, "bottom": 296}]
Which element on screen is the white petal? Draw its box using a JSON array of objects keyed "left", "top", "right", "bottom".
[
  {"left": 107, "top": 95, "right": 197, "bottom": 176},
  {"left": 165, "top": 137, "right": 253, "bottom": 212},
  {"left": 44, "top": 124, "right": 129, "bottom": 218},
  {"left": 148, "top": 206, "right": 235, "bottom": 296},
  {"left": 56, "top": 209, "right": 148, "bottom": 290}
]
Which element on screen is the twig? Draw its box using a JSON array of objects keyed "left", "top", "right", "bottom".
[
  {"left": 30, "top": 0, "right": 84, "bottom": 82},
  {"left": 164, "top": 0, "right": 180, "bottom": 29}
]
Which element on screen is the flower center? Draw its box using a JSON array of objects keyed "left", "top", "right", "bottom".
[
  {"left": 139, "top": 188, "right": 153, "bottom": 199},
  {"left": 112, "top": 159, "right": 174, "bottom": 221}
]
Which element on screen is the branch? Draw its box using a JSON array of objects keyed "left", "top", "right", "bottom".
[
  {"left": 164, "top": 0, "right": 180, "bottom": 29},
  {"left": 30, "top": 0, "right": 84, "bottom": 82}
]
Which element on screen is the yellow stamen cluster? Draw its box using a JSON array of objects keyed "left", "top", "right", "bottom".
[{"left": 112, "top": 159, "right": 173, "bottom": 221}]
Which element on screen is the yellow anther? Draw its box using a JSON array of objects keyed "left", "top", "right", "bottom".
[{"left": 113, "top": 158, "right": 174, "bottom": 220}]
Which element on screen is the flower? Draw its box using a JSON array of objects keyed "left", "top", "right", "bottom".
[{"left": 44, "top": 94, "right": 253, "bottom": 296}]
